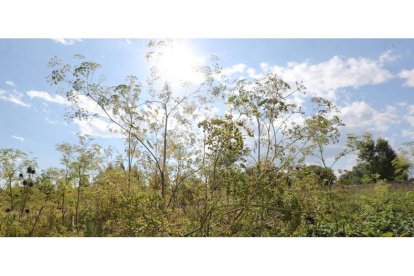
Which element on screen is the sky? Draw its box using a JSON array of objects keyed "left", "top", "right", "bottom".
[{"left": 1, "top": 39, "right": 414, "bottom": 171}]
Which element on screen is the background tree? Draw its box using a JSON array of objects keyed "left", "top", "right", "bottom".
[
  {"left": 373, "top": 138, "right": 397, "bottom": 180},
  {"left": 56, "top": 134, "right": 103, "bottom": 231},
  {"left": 392, "top": 155, "right": 411, "bottom": 181},
  {"left": 354, "top": 135, "right": 397, "bottom": 182},
  {"left": 398, "top": 141, "right": 414, "bottom": 177},
  {"left": 0, "top": 149, "right": 36, "bottom": 212},
  {"left": 299, "top": 165, "right": 337, "bottom": 187},
  {"left": 339, "top": 134, "right": 403, "bottom": 184}
]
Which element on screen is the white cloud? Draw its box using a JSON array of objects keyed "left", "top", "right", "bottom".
[
  {"left": 400, "top": 104, "right": 414, "bottom": 128},
  {"left": 402, "top": 129, "right": 414, "bottom": 139},
  {"left": 407, "top": 105, "right": 414, "bottom": 114},
  {"left": 11, "top": 135, "right": 24, "bottom": 142},
  {"left": 0, "top": 89, "right": 31, "bottom": 107},
  {"left": 5, "top": 81, "right": 15, "bottom": 87},
  {"left": 286, "top": 95, "right": 305, "bottom": 107},
  {"left": 405, "top": 115, "right": 414, "bottom": 127},
  {"left": 221, "top": 51, "right": 395, "bottom": 100},
  {"left": 76, "top": 94, "right": 109, "bottom": 117},
  {"left": 26, "top": 90, "right": 103, "bottom": 116},
  {"left": 52, "top": 38, "right": 82, "bottom": 45},
  {"left": 399, "top": 69, "right": 414, "bottom": 87},
  {"left": 74, "top": 118, "right": 122, "bottom": 139},
  {"left": 340, "top": 101, "right": 400, "bottom": 133},
  {"left": 27, "top": 90, "right": 69, "bottom": 105},
  {"left": 221, "top": 63, "right": 247, "bottom": 77},
  {"left": 246, "top": 67, "right": 262, "bottom": 79},
  {"left": 71, "top": 94, "right": 122, "bottom": 138},
  {"left": 260, "top": 62, "right": 270, "bottom": 72},
  {"left": 25, "top": 89, "right": 120, "bottom": 138},
  {"left": 271, "top": 53, "right": 394, "bottom": 100},
  {"left": 379, "top": 50, "right": 397, "bottom": 64}
]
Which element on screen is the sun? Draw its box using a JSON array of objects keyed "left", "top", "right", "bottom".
[{"left": 155, "top": 42, "right": 205, "bottom": 84}]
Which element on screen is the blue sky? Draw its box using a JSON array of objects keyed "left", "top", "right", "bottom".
[{"left": 1, "top": 39, "right": 414, "bottom": 170}]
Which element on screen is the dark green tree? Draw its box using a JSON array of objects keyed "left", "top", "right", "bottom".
[
  {"left": 373, "top": 138, "right": 397, "bottom": 180},
  {"left": 300, "top": 165, "right": 337, "bottom": 187},
  {"left": 345, "top": 134, "right": 398, "bottom": 183},
  {"left": 392, "top": 155, "right": 411, "bottom": 181}
]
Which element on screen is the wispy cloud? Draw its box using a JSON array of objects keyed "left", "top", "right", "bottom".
[
  {"left": 11, "top": 135, "right": 24, "bottom": 142},
  {"left": 74, "top": 118, "right": 122, "bottom": 139},
  {"left": 51, "top": 38, "right": 83, "bottom": 45},
  {"left": 27, "top": 90, "right": 69, "bottom": 105},
  {"left": 0, "top": 89, "right": 31, "bottom": 107},
  {"left": 72, "top": 94, "right": 123, "bottom": 138},
  {"left": 27, "top": 89, "right": 121, "bottom": 138},
  {"left": 45, "top": 118, "right": 58, "bottom": 125},
  {"left": 5, "top": 81, "right": 16, "bottom": 87}
]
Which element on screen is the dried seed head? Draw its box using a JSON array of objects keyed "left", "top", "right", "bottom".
[
  {"left": 25, "top": 209, "right": 30, "bottom": 214},
  {"left": 19, "top": 173, "right": 24, "bottom": 178},
  {"left": 22, "top": 180, "right": 28, "bottom": 186},
  {"left": 28, "top": 181, "right": 34, "bottom": 187},
  {"left": 27, "top": 167, "right": 32, "bottom": 174},
  {"left": 5, "top": 208, "right": 11, "bottom": 213},
  {"left": 31, "top": 169, "right": 36, "bottom": 174}
]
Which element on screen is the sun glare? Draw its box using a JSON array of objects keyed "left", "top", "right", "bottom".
[{"left": 156, "top": 42, "right": 205, "bottom": 84}]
